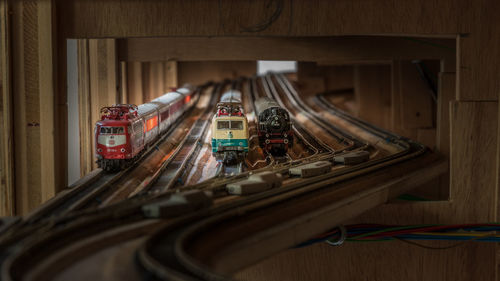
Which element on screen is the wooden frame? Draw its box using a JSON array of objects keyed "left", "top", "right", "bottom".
[{"left": 1, "top": 0, "right": 499, "bottom": 280}]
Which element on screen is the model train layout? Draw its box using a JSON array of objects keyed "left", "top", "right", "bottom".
[{"left": 95, "top": 84, "right": 197, "bottom": 171}]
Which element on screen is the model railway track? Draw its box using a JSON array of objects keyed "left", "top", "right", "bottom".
[
  {"left": 267, "top": 74, "right": 366, "bottom": 151},
  {"left": 146, "top": 84, "right": 223, "bottom": 193},
  {"left": 315, "top": 93, "right": 408, "bottom": 146},
  {"left": 0, "top": 76, "right": 439, "bottom": 281},
  {"left": 215, "top": 161, "right": 245, "bottom": 177},
  {"left": 250, "top": 77, "right": 329, "bottom": 159}
]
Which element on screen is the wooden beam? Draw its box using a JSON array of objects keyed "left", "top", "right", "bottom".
[
  {"left": 164, "top": 60, "right": 177, "bottom": 90},
  {"left": 118, "top": 37, "right": 455, "bottom": 63},
  {"left": 354, "top": 64, "right": 391, "bottom": 130},
  {"left": 0, "top": 0, "right": 14, "bottom": 216},
  {"left": 177, "top": 61, "right": 257, "bottom": 87},
  {"left": 87, "top": 39, "right": 119, "bottom": 170},
  {"left": 125, "top": 61, "right": 143, "bottom": 106},
  {"left": 38, "top": 0, "right": 56, "bottom": 201},
  {"left": 119, "top": 61, "right": 127, "bottom": 104},
  {"left": 457, "top": 0, "right": 500, "bottom": 101},
  {"left": 399, "top": 61, "right": 435, "bottom": 130},
  {"left": 56, "top": 0, "right": 461, "bottom": 38},
  {"left": 10, "top": 0, "right": 59, "bottom": 214},
  {"left": 77, "top": 40, "right": 92, "bottom": 177}
]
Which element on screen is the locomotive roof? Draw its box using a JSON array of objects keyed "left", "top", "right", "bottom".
[{"left": 220, "top": 90, "right": 242, "bottom": 103}]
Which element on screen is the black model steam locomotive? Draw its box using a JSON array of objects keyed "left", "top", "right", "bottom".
[{"left": 254, "top": 97, "right": 293, "bottom": 154}]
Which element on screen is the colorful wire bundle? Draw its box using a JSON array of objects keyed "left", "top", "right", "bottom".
[{"left": 295, "top": 223, "right": 500, "bottom": 249}]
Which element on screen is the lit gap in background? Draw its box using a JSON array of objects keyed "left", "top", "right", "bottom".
[{"left": 257, "top": 61, "right": 297, "bottom": 75}]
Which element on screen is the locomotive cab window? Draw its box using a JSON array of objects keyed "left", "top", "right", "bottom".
[
  {"left": 100, "top": 126, "right": 125, "bottom": 134},
  {"left": 230, "top": 121, "right": 243, "bottom": 130},
  {"left": 217, "top": 121, "right": 230, "bottom": 129}
]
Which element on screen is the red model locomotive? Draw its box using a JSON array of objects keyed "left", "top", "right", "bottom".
[{"left": 95, "top": 85, "right": 196, "bottom": 171}]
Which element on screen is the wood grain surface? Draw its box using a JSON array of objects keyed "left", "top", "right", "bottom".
[{"left": 237, "top": 102, "right": 498, "bottom": 280}]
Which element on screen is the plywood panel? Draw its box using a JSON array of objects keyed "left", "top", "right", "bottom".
[
  {"left": 126, "top": 61, "right": 143, "bottom": 106},
  {"left": 77, "top": 40, "right": 92, "bottom": 177},
  {"left": 354, "top": 64, "right": 392, "bottom": 130},
  {"left": 0, "top": 0, "right": 14, "bottom": 216},
  {"left": 57, "top": 0, "right": 460, "bottom": 38},
  {"left": 88, "top": 39, "right": 118, "bottom": 170},
  {"left": 10, "top": 0, "right": 61, "bottom": 214},
  {"left": 457, "top": 0, "right": 500, "bottom": 101},
  {"left": 238, "top": 101, "right": 498, "bottom": 281},
  {"left": 178, "top": 61, "right": 256, "bottom": 87},
  {"left": 399, "top": 61, "right": 435, "bottom": 129},
  {"left": 164, "top": 60, "right": 178, "bottom": 90}
]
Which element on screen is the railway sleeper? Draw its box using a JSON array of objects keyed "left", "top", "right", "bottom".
[
  {"left": 333, "top": 150, "right": 370, "bottom": 165},
  {"left": 226, "top": 171, "right": 283, "bottom": 195},
  {"left": 289, "top": 160, "right": 332, "bottom": 178},
  {"left": 142, "top": 190, "right": 213, "bottom": 218}
]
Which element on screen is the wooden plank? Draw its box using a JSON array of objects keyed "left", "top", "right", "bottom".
[
  {"left": 323, "top": 65, "right": 354, "bottom": 92},
  {"left": 141, "top": 62, "right": 151, "bottom": 103},
  {"left": 457, "top": 0, "right": 500, "bottom": 101},
  {"left": 125, "top": 61, "right": 143, "bottom": 106},
  {"left": 77, "top": 39, "right": 92, "bottom": 177},
  {"left": 399, "top": 61, "right": 435, "bottom": 129},
  {"left": 354, "top": 64, "right": 391, "bottom": 130},
  {"left": 118, "top": 37, "right": 455, "bottom": 63},
  {"left": 88, "top": 39, "right": 118, "bottom": 170},
  {"left": 436, "top": 72, "right": 456, "bottom": 157},
  {"left": 57, "top": 0, "right": 460, "bottom": 38},
  {"left": 177, "top": 61, "right": 256, "bottom": 87},
  {"left": 0, "top": 0, "right": 14, "bottom": 216},
  {"left": 151, "top": 61, "right": 164, "bottom": 99},
  {"left": 295, "top": 76, "right": 325, "bottom": 97},
  {"left": 8, "top": 0, "right": 60, "bottom": 214},
  {"left": 417, "top": 128, "right": 437, "bottom": 150},
  {"left": 390, "top": 60, "right": 417, "bottom": 140},
  {"left": 164, "top": 60, "right": 177, "bottom": 90},
  {"left": 119, "top": 61, "right": 127, "bottom": 104},
  {"left": 38, "top": 0, "right": 56, "bottom": 202}
]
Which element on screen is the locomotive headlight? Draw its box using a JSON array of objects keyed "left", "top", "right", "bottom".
[
  {"left": 266, "top": 133, "right": 269, "bottom": 138},
  {"left": 120, "top": 148, "right": 126, "bottom": 153},
  {"left": 284, "top": 139, "right": 289, "bottom": 144},
  {"left": 97, "top": 148, "right": 102, "bottom": 152},
  {"left": 283, "top": 133, "right": 287, "bottom": 137},
  {"left": 265, "top": 139, "right": 270, "bottom": 144}
]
